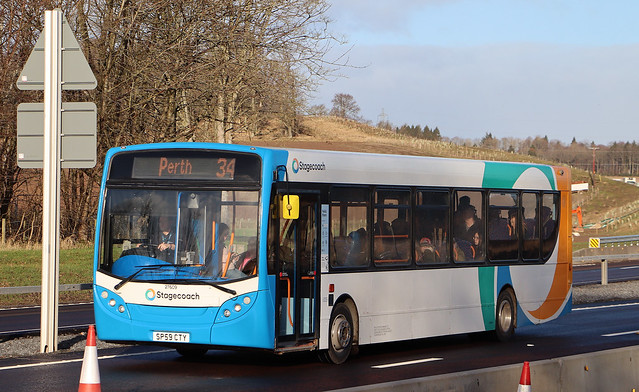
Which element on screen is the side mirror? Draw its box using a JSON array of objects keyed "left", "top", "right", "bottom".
[{"left": 280, "top": 195, "right": 299, "bottom": 220}]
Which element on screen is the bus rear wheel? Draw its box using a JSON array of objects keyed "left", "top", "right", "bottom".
[
  {"left": 323, "top": 303, "right": 353, "bottom": 364},
  {"left": 495, "top": 288, "right": 516, "bottom": 342}
]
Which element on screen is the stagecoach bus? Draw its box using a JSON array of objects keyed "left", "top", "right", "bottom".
[{"left": 93, "top": 143, "right": 572, "bottom": 363}]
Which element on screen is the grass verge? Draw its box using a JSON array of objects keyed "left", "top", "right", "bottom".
[{"left": 0, "top": 246, "right": 94, "bottom": 308}]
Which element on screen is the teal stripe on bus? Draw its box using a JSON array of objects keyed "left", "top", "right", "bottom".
[
  {"left": 481, "top": 162, "right": 555, "bottom": 190},
  {"left": 478, "top": 267, "right": 495, "bottom": 330}
]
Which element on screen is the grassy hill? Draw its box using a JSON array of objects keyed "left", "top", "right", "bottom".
[{"left": 236, "top": 116, "right": 639, "bottom": 239}]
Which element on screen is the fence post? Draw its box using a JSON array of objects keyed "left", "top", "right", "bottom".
[
  {"left": 601, "top": 259, "right": 608, "bottom": 285},
  {"left": 1, "top": 218, "right": 5, "bottom": 245}
]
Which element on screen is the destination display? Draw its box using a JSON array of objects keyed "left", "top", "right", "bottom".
[
  {"left": 133, "top": 156, "right": 236, "bottom": 180},
  {"left": 108, "top": 150, "right": 260, "bottom": 182}
]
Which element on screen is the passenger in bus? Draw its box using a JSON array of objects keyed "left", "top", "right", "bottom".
[
  {"left": 470, "top": 227, "right": 484, "bottom": 260},
  {"left": 542, "top": 206, "right": 555, "bottom": 239},
  {"left": 346, "top": 228, "right": 368, "bottom": 265},
  {"left": 416, "top": 237, "right": 438, "bottom": 263},
  {"left": 454, "top": 203, "right": 481, "bottom": 243},
  {"left": 507, "top": 210, "right": 518, "bottom": 239},
  {"left": 232, "top": 237, "right": 258, "bottom": 275}
]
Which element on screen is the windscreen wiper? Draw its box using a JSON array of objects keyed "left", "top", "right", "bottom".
[
  {"left": 114, "top": 265, "right": 175, "bottom": 290},
  {"left": 169, "top": 279, "right": 237, "bottom": 295}
]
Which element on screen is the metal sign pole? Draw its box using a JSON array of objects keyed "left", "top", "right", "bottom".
[{"left": 41, "top": 9, "right": 62, "bottom": 353}]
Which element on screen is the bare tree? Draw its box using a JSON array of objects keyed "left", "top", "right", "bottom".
[
  {"left": 2, "top": 0, "right": 345, "bottom": 242},
  {"left": 330, "top": 93, "right": 360, "bottom": 120}
]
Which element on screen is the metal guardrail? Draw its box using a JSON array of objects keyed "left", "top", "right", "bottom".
[
  {"left": 573, "top": 253, "right": 639, "bottom": 263},
  {"left": 598, "top": 235, "right": 639, "bottom": 246},
  {"left": 574, "top": 234, "right": 639, "bottom": 285},
  {"left": 573, "top": 253, "right": 639, "bottom": 286},
  {"left": 0, "top": 283, "right": 92, "bottom": 295}
]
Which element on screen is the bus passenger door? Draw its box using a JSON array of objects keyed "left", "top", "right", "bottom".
[{"left": 276, "top": 193, "right": 319, "bottom": 349}]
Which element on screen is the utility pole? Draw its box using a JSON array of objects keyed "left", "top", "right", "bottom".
[{"left": 377, "top": 108, "right": 389, "bottom": 129}]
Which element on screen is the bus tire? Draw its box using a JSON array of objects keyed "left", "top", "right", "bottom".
[
  {"left": 325, "top": 303, "right": 353, "bottom": 364},
  {"left": 495, "top": 288, "right": 516, "bottom": 342},
  {"left": 176, "top": 345, "right": 208, "bottom": 358}
]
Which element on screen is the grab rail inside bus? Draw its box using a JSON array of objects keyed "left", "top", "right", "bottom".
[
  {"left": 222, "top": 232, "right": 235, "bottom": 277},
  {"left": 279, "top": 273, "right": 293, "bottom": 327}
]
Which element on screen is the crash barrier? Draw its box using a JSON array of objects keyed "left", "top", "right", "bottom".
[
  {"left": 0, "top": 283, "right": 92, "bottom": 295},
  {"left": 574, "top": 234, "right": 639, "bottom": 285},
  {"left": 329, "top": 345, "right": 639, "bottom": 392}
]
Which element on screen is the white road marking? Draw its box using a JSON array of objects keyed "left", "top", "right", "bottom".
[
  {"left": 372, "top": 357, "right": 443, "bottom": 369},
  {"left": 602, "top": 330, "right": 639, "bottom": 337},
  {"left": 0, "top": 349, "right": 173, "bottom": 371},
  {"left": 572, "top": 302, "right": 639, "bottom": 311}
]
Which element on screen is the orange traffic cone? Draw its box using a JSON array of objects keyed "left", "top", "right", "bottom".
[
  {"left": 78, "top": 325, "right": 101, "bottom": 392},
  {"left": 517, "top": 361, "right": 531, "bottom": 392}
]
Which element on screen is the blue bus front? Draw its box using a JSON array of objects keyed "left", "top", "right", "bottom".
[{"left": 93, "top": 143, "right": 278, "bottom": 351}]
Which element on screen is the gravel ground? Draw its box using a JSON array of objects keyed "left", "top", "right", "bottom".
[{"left": 1, "top": 281, "right": 637, "bottom": 360}]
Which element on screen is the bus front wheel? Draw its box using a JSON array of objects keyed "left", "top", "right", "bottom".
[
  {"left": 176, "top": 345, "right": 208, "bottom": 359},
  {"left": 495, "top": 288, "right": 516, "bottom": 342},
  {"left": 324, "top": 303, "right": 353, "bottom": 364}
]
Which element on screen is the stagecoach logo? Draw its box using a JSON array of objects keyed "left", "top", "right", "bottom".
[
  {"left": 145, "top": 288, "right": 201, "bottom": 302},
  {"left": 291, "top": 158, "right": 326, "bottom": 174}
]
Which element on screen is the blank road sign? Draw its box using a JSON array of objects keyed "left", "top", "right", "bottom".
[
  {"left": 16, "top": 14, "right": 97, "bottom": 91},
  {"left": 17, "top": 102, "right": 97, "bottom": 168}
]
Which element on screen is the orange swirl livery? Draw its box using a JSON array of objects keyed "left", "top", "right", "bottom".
[{"left": 526, "top": 166, "right": 572, "bottom": 322}]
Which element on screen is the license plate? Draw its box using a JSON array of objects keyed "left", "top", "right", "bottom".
[{"left": 152, "top": 331, "right": 190, "bottom": 343}]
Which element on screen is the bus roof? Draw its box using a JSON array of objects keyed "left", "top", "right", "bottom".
[{"left": 280, "top": 147, "right": 565, "bottom": 191}]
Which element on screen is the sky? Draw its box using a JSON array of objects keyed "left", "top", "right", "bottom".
[{"left": 313, "top": 0, "right": 639, "bottom": 145}]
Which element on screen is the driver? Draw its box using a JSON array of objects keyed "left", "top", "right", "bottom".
[
  {"left": 135, "top": 216, "right": 175, "bottom": 261},
  {"left": 154, "top": 216, "right": 176, "bottom": 261},
  {"left": 157, "top": 216, "right": 175, "bottom": 249}
]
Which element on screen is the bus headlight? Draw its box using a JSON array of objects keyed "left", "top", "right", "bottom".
[
  {"left": 96, "top": 286, "right": 131, "bottom": 319},
  {"left": 215, "top": 292, "right": 258, "bottom": 323}
]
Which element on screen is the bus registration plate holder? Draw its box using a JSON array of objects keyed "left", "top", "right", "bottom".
[{"left": 153, "top": 331, "right": 190, "bottom": 343}]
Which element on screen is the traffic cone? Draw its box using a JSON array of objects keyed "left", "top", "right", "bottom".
[
  {"left": 78, "top": 325, "right": 101, "bottom": 392},
  {"left": 517, "top": 361, "right": 531, "bottom": 392}
]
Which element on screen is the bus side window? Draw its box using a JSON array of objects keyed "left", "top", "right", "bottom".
[
  {"left": 330, "top": 187, "right": 370, "bottom": 268},
  {"left": 374, "top": 189, "right": 410, "bottom": 266},
  {"left": 453, "top": 190, "right": 483, "bottom": 263},
  {"left": 414, "top": 190, "right": 449, "bottom": 264},
  {"left": 488, "top": 191, "right": 519, "bottom": 261},
  {"left": 522, "top": 192, "right": 540, "bottom": 260},
  {"left": 542, "top": 193, "right": 560, "bottom": 259}
]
